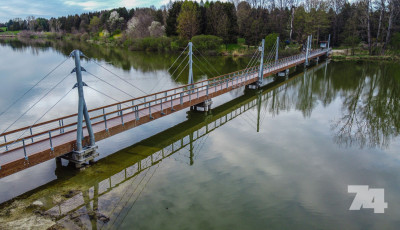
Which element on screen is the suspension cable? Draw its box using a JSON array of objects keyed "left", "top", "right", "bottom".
[
  {"left": 0, "top": 57, "right": 69, "bottom": 119},
  {"left": 192, "top": 45, "right": 221, "bottom": 76},
  {"left": 87, "top": 57, "right": 148, "bottom": 95},
  {"left": 149, "top": 53, "right": 189, "bottom": 93},
  {"left": 192, "top": 53, "right": 216, "bottom": 77},
  {"left": 168, "top": 53, "right": 189, "bottom": 79},
  {"left": 7, "top": 87, "right": 74, "bottom": 149},
  {"left": 166, "top": 44, "right": 189, "bottom": 72},
  {"left": 86, "top": 71, "right": 136, "bottom": 99},
  {"left": 87, "top": 86, "right": 142, "bottom": 112},
  {"left": 172, "top": 62, "right": 189, "bottom": 82},
  {"left": 193, "top": 61, "right": 211, "bottom": 78},
  {"left": 1, "top": 72, "right": 72, "bottom": 135}
]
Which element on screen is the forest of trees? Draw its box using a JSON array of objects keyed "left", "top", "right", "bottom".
[{"left": 2, "top": 0, "right": 400, "bottom": 54}]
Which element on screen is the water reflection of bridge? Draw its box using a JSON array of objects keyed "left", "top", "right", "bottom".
[{"left": 34, "top": 61, "right": 328, "bottom": 229}]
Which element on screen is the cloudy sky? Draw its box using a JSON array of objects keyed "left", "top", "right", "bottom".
[{"left": 0, "top": 0, "right": 171, "bottom": 23}]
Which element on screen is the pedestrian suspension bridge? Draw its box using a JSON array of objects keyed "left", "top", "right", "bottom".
[{"left": 0, "top": 35, "right": 330, "bottom": 178}]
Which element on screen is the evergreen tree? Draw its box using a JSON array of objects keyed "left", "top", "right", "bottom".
[{"left": 166, "top": 1, "right": 182, "bottom": 36}]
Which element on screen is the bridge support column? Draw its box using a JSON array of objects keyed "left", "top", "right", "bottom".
[
  {"left": 258, "top": 39, "right": 265, "bottom": 85},
  {"left": 275, "top": 36, "right": 279, "bottom": 65},
  {"left": 62, "top": 50, "right": 98, "bottom": 169},
  {"left": 246, "top": 83, "right": 260, "bottom": 90},
  {"left": 275, "top": 69, "right": 289, "bottom": 80},
  {"left": 188, "top": 42, "right": 194, "bottom": 87},
  {"left": 327, "top": 34, "right": 331, "bottom": 56},
  {"left": 305, "top": 35, "right": 310, "bottom": 67},
  {"left": 191, "top": 99, "right": 213, "bottom": 112}
]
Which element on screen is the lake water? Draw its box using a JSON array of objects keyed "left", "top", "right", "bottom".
[{"left": 0, "top": 40, "right": 399, "bottom": 229}]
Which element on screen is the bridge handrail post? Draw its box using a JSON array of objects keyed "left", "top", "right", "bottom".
[
  {"left": 29, "top": 127, "right": 33, "bottom": 143},
  {"left": 48, "top": 131, "right": 54, "bottom": 151},
  {"left": 3, "top": 135, "right": 8, "bottom": 151},
  {"left": 22, "top": 139, "right": 27, "bottom": 160},
  {"left": 170, "top": 96, "right": 174, "bottom": 111},
  {"left": 148, "top": 102, "right": 152, "bottom": 119},
  {"left": 160, "top": 99, "right": 165, "bottom": 115},
  {"left": 120, "top": 108, "right": 124, "bottom": 125},
  {"left": 103, "top": 108, "right": 108, "bottom": 131},
  {"left": 135, "top": 106, "right": 139, "bottom": 121}
]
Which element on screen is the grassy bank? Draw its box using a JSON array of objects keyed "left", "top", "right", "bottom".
[
  {"left": 0, "top": 27, "right": 19, "bottom": 37},
  {"left": 1, "top": 31, "right": 304, "bottom": 57},
  {"left": 331, "top": 49, "right": 400, "bottom": 61}
]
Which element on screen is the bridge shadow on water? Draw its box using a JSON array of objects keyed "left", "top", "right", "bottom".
[{"left": 0, "top": 60, "right": 328, "bottom": 229}]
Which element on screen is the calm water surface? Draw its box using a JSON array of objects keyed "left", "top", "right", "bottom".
[{"left": 0, "top": 40, "right": 399, "bottom": 230}]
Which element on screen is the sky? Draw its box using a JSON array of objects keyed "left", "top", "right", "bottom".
[{"left": 0, "top": 0, "right": 171, "bottom": 23}]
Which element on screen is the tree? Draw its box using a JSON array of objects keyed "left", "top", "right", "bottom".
[
  {"left": 382, "top": 0, "right": 400, "bottom": 53},
  {"left": 237, "top": 2, "right": 252, "bottom": 41},
  {"left": 166, "top": 1, "right": 182, "bottom": 36},
  {"left": 108, "top": 11, "right": 124, "bottom": 32},
  {"left": 35, "top": 18, "right": 49, "bottom": 31},
  {"left": 177, "top": 1, "right": 200, "bottom": 39},
  {"left": 89, "top": 16, "right": 101, "bottom": 33},
  {"left": 148, "top": 21, "right": 165, "bottom": 37},
  {"left": 126, "top": 9, "right": 153, "bottom": 38},
  {"left": 27, "top": 16, "right": 36, "bottom": 31},
  {"left": 342, "top": 4, "right": 361, "bottom": 55},
  {"left": 265, "top": 33, "right": 279, "bottom": 50}
]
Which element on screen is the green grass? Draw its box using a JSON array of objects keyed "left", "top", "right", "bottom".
[
  {"left": 0, "top": 29, "right": 19, "bottom": 35},
  {"left": 224, "top": 43, "right": 242, "bottom": 51}
]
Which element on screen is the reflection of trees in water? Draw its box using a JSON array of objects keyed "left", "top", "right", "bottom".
[
  {"left": 0, "top": 39, "right": 251, "bottom": 83},
  {"left": 263, "top": 61, "right": 400, "bottom": 149},
  {"left": 265, "top": 67, "right": 322, "bottom": 118},
  {"left": 332, "top": 62, "right": 400, "bottom": 149}
]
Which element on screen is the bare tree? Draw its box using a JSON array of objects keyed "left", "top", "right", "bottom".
[
  {"left": 375, "top": 0, "right": 386, "bottom": 43},
  {"left": 126, "top": 9, "right": 153, "bottom": 38},
  {"left": 26, "top": 16, "right": 36, "bottom": 31},
  {"left": 329, "top": 0, "right": 345, "bottom": 45},
  {"left": 382, "top": 0, "right": 397, "bottom": 53},
  {"left": 148, "top": 21, "right": 165, "bottom": 37},
  {"left": 366, "top": 0, "right": 372, "bottom": 55}
]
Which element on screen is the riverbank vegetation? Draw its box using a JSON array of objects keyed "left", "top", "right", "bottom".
[{"left": 1, "top": 0, "right": 399, "bottom": 56}]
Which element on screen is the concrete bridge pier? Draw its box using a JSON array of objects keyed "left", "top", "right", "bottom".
[
  {"left": 246, "top": 82, "right": 262, "bottom": 90},
  {"left": 62, "top": 146, "right": 99, "bottom": 168},
  {"left": 276, "top": 69, "right": 290, "bottom": 80},
  {"left": 191, "top": 99, "right": 213, "bottom": 112}
]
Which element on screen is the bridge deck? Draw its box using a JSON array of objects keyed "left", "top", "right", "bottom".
[{"left": 0, "top": 49, "right": 329, "bottom": 178}]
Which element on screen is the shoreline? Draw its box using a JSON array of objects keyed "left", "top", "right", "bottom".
[
  {"left": 331, "top": 54, "right": 399, "bottom": 61},
  {"left": 1, "top": 36, "right": 398, "bottom": 61}
]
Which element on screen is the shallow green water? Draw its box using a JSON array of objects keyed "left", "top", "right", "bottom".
[{"left": 0, "top": 41, "right": 400, "bottom": 229}]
